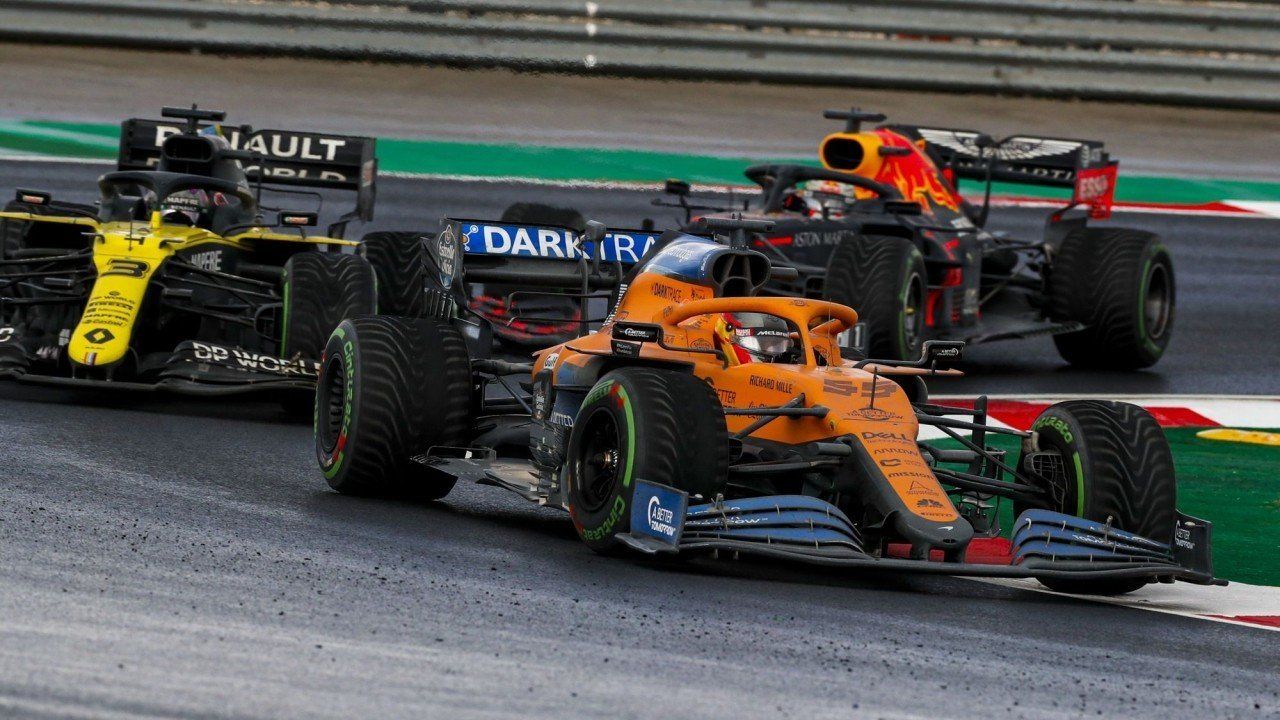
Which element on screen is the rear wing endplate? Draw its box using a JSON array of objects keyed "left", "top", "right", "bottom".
[
  {"left": 118, "top": 118, "right": 377, "bottom": 220},
  {"left": 887, "top": 124, "right": 1118, "bottom": 219}
]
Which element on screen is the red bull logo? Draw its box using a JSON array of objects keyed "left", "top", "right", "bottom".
[{"left": 869, "top": 130, "right": 962, "bottom": 216}]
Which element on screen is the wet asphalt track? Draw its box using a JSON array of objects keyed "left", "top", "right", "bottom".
[{"left": 2, "top": 159, "right": 1279, "bottom": 719}]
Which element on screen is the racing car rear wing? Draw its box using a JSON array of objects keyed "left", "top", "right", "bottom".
[
  {"left": 118, "top": 118, "right": 377, "bottom": 221},
  {"left": 885, "top": 124, "right": 1118, "bottom": 219}
]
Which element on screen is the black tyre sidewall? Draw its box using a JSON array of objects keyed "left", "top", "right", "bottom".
[
  {"left": 315, "top": 316, "right": 472, "bottom": 498},
  {"left": 565, "top": 378, "right": 638, "bottom": 552},
  {"left": 823, "top": 235, "right": 926, "bottom": 361},
  {"left": 1019, "top": 400, "right": 1177, "bottom": 594},
  {"left": 281, "top": 252, "right": 377, "bottom": 360},
  {"left": 1050, "top": 229, "right": 1174, "bottom": 369},
  {"left": 316, "top": 320, "right": 364, "bottom": 492},
  {"left": 362, "top": 231, "right": 430, "bottom": 317},
  {"left": 565, "top": 368, "right": 728, "bottom": 552}
]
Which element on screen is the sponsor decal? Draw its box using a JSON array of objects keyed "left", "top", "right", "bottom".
[
  {"left": 630, "top": 480, "right": 687, "bottom": 546},
  {"left": 0, "top": 327, "right": 15, "bottom": 343},
  {"left": 541, "top": 352, "right": 559, "bottom": 370},
  {"left": 748, "top": 375, "right": 795, "bottom": 395},
  {"left": 916, "top": 498, "right": 945, "bottom": 509},
  {"left": 187, "top": 249, "right": 222, "bottom": 272},
  {"left": 584, "top": 379, "right": 615, "bottom": 406},
  {"left": 861, "top": 430, "right": 914, "bottom": 445},
  {"left": 581, "top": 495, "right": 626, "bottom": 542},
  {"left": 650, "top": 282, "right": 686, "bottom": 302},
  {"left": 1175, "top": 523, "right": 1196, "bottom": 551},
  {"left": 191, "top": 342, "right": 319, "bottom": 376},
  {"left": 850, "top": 406, "right": 897, "bottom": 421},
  {"left": 82, "top": 327, "right": 115, "bottom": 345},
  {"left": 436, "top": 225, "right": 459, "bottom": 287},
  {"left": 879, "top": 458, "right": 902, "bottom": 468},
  {"left": 548, "top": 410, "right": 575, "bottom": 428},
  {"left": 907, "top": 480, "right": 932, "bottom": 495},
  {"left": 1033, "top": 416, "right": 1074, "bottom": 443},
  {"left": 611, "top": 339, "right": 642, "bottom": 358},
  {"left": 459, "top": 222, "right": 657, "bottom": 264},
  {"left": 612, "top": 323, "right": 662, "bottom": 342}
]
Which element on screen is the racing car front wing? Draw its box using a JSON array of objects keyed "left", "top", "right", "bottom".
[
  {"left": 0, "top": 339, "right": 317, "bottom": 396},
  {"left": 618, "top": 481, "right": 1224, "bottom": 587}
]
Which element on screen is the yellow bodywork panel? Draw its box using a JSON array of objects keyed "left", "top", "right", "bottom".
[{"left": 10, "top": 211, "right": 349, "bottom": 368}]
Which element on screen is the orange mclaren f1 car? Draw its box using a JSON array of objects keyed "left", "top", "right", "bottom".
[{"left": 311, "top": 216, "right": 1218, "bottom": 595}]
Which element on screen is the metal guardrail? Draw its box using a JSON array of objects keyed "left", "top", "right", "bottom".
[{"left": 0, "top": 0, "right": 1277, "bottom": 109}]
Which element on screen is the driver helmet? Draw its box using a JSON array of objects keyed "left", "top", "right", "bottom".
[
  {"left": 714, "top": 312, "right": 797, "bottom": 365},
  {"left": 808, "top": 179, "right": 857, "bottom": 200},
  {"left": 160, "top": 188, "right": 212, "bottom": 227}
]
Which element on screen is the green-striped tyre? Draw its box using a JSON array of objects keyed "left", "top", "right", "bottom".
[
  {"left": 1018, "top": 400, "right": 1177, "bottom": 595},
  {"left": 822, "top": 235, "right": 926, "bottom": 361},
  {"left": 565, "top": 368, "right": 728, "bottom": 553},
  {"left": 314, "top": 316, "right": 472, "bottom": 498},
  {"left": 1050, "top": 227, "right": 1175, "bottom": 369}
]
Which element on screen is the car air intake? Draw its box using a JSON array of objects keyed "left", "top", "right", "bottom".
[
  {"left": 710, "top": 249, "right": 770, "bottom": 297},
  {"left": 161, "top": 135, "right": 217, "bottom": 175}
]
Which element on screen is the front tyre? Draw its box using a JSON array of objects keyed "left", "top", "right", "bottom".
[
  {"left": 1017, "top": 400, "right": 1177, "bottom": 595},
  {"left": 1050, "top": 228, "right": 1174, "bottom": 369},
  {"left": 565, "top": 368, "right": 728, "bottom": 553},
  {"left": 315, "top": 316, "right": 473, "bottom": 498},
  {"left": 823, "top": 235, "right": 926, "bottom": 361}
]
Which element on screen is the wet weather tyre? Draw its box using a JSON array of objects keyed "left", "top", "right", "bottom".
[
  {"left": 362, "top": 231, "right": 432, "bottom": 317},
  {"left": 823, "top": 235, "right": 926, "bottom": 361},
  {"left": 281, "top": 252, "right": 377, "bottom": 360},
  {"left": 1017, "top": 400, "right": 1176, "bottom": 595},
  {"left": 315, "top": 316, "right": 473, "bottom": 498},
  {"left": 565, "top": 367, "right": 728, "bottom": 553},
  {"left": 1050, "top": 228, "right": 1174, "bottom": 369}
]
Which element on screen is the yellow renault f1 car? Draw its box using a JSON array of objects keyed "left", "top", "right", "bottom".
[{"left": 0, "top": 107, "right": 380, "bottom": 404}]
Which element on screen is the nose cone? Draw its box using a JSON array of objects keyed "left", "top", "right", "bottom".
[{"left": 894, "top": 511, "right": 974, "bottom": 558}]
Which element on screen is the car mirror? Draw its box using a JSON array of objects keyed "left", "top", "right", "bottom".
[
  {"left": 921, "top": 340, "right": 964, "bottom": 366},
  {"left": 279, "top": 211, "right": 318, "bottom": 227}
]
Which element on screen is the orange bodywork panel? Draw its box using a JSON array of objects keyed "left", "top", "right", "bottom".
[{"left": 537, "top": 270, "right": 960, "bottom": 525}]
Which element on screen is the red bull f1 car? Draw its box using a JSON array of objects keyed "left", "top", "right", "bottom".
[
  {"left": 657, "top": 108, "right": 1174, "bottom": 369},
  {"left": 311, "top": 214, "right": 1218, "bottom": 595}
]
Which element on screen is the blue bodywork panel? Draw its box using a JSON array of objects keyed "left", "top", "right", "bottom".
[
  {"left": 1010, "top": 509, "right": 1174, "bottom": 566},
  {"left": 455, "top": 221, "right": 660, "bottom": 264}
]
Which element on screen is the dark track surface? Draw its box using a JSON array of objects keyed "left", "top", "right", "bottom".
[{"left": 2, "top": 159, "right": 1279, "bottom": 719}]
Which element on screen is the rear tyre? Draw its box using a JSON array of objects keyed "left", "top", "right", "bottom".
[
  {"left": 822, "top": 235, "right": 926, "bottom": 361},
  {"left": 1016, "top": 400, "right": 1176, "bottom": 595},
  {"left": 315, "top": 316, "right": 473, "bottom": 498},
  {"left": 281, "top": 252, "right": 377, "bottom": 360},
  {"left": 280, "top": 252, "right": 377, "bottom": 418},
  {"left": 362, "top": 230, "right": 431, "bottom": 317},
  {"left": 565, "top": 368, "right": 728, "bottom": 553},
  {"left": 1050, "top": 228, "right": 1174, "bottom": 369}
]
